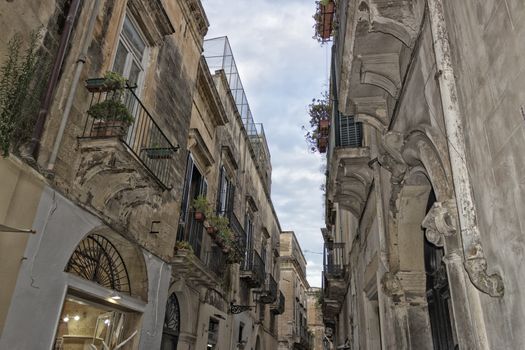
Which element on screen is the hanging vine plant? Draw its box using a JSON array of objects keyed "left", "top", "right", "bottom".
[{"left": 302, "top": 91, "right": 331, "bottom": 153}]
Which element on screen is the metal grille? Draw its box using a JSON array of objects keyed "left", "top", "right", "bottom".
[
  {"left": 163, "top": 293, "right": 180, "bottom": 335},
  {"left": 324, "top": 242, "right": 346, "bottom": 278},
  {"left": 66, "top": 234, "right": 131, "bottom": 294},
  {"left": 82, "top": 84, "right": 178, "bottom": 190},
  {"left": 338, "top": 115, "right": 362, "bottom": 148}
]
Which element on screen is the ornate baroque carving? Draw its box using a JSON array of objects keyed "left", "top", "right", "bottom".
[
  {"left": 421, "top": 200, "right": 457, "bottom": 247},
  {"left": 378, "top": 131, "right": 407, "bottom": 216},
  {"left": 381, "top": 272, "right": 404, "bottom": 303}
]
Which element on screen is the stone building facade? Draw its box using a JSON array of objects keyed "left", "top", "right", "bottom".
[
  {"left": 0, "top": 1, "right": 283, "bottom": 349},
  {"left": 306, "top": 288, "right": 324, "bottom": 350},
  {"left": 317, "top": 0, "right": 525, "bottom": 349},
  {"left": 277, "top": 231, "right": 311, "bottom": 350}
]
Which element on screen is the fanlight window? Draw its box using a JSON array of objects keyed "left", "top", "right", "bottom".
[
  {"left": 66, "top": 234, "right": 131, "bottom": 294},
  {"left": 163, "top": 293, "right": 180, "bottom": 335}
]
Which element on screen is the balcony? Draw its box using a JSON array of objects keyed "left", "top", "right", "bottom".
[
  {"left": 327, "top": 114, "right": 372, "bottom": 218},
  {"left": 270, "top": 290, "right": 285, "bottom": 315},
  {"left": 257, "top": 274, "right": 277, "bottom": 304},
  {"left": 314, "top": 0, "right": 335, "bottom": 43},
  {"left": 81, "top": 82, "right": 178, "bottom": 190},
  {"left": 240, "top": 249, "right": 265, "bottom": 288},
  {"left": 323, "top": 242, "right": 347, "bottom": 303},
  {"left": 171, "top": 249, "right": 220, "bottom": 289},
  {"left": 205, "top": 246, "right": 227, "bottom": 277},
  {"left": 177, "top": 210, "right": 206, "bottom": 261}
]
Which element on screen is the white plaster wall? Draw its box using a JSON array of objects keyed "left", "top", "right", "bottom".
[
  {"left": 0, "top": 187, "right": 100, "bottom": 350},
  {"left": 0, "top": 186, "right": 169, "bottom": 350},
  {"left": 138, "top": 253, "right": 172, "bottom": 349}
]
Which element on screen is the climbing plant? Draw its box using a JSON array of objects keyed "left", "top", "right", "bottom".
[
  {"left": 0, "top": 30, "right": 43, "bottom": 156},
  {"left": 302, "top": 91, "right": 331, "bottom": 153}
]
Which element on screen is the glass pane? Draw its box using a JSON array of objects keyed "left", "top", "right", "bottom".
[
  {"left": 128, "top": 60, "right": 141, "bottom": 88},
  {"left": 113, "top": 42, "right": 128, "bottom": 75},
  {"left": 122, "top": 16, "right": 146, "bottom": 61}
]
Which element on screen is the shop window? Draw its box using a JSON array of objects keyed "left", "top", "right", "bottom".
[{"left": 54, "top": 295, "right": 138, "bottom": 350}]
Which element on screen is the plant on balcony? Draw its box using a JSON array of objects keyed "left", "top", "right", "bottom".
[
  {"left": 302, "top": 91, "right": 330, "bottom": 153},
  {"left": 225, "top": 244, "right": 243, "bottom": 264},
  {"left": 85, "top": 71, "right": 127, "bottom": 92},
  {"left": 0, "top": 30, "right": 44, "bottom": 156},
  {"left": 87, "top": 72, "right": 133, "bottom": 137},
  {"left": 192, "top": 195, "right": 210, "bottom": 222},
  {"left": 216, "top": 226, "right": 234, "bottom": 251},
  {"left": 206, "top": 214, "right": 228, "bottom": 237},
  {"left": 174, "top": 240, "right": 193, "bottom": 254},
  {"left": 313, "top": 0, "right": 336, "bottom": 44}
]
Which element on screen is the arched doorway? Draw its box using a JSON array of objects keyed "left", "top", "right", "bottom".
[
  {"left": 424, "top": 192, "right": 456, "bottom": 349},
  {"left": 393, "top": 170, "right": 458, "bottom": 350},
  {"left": 161, "top": 293, "right": 180, "bottom": 350},
  {"left": 55, "top": 232, "right": 146, "bottom": 349}
]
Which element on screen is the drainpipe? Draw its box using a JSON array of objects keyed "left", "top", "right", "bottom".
[
  {"left": 26, "top": 0, "right": 82, "bottom": 160},
  {"left": 427, "top": 0, "right": 504, "bottom": 297},
  {"left": 47, "top": 0, "right": 101, "bottom": 171}
]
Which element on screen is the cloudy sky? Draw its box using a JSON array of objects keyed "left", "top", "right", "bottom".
[{"left": 201, "top": 0, "right": 330, "bottom": 287}]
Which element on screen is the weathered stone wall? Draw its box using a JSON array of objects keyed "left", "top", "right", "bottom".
[
  {"left": 27, "top": 0, "right": 206, "bottom": 260},
  {"left": 442, "top": 1, "right": 525, "bottom": 347}
]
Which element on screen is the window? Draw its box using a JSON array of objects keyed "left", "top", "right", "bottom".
[
  {"left": 113, "top": 15, "right": 148, "bottom": 91},
  {"left": 243, "top": 212, "right": 254, "bottom": 270},
  {"left": 217, "top": 166, "right": 235, "bottom": 215},
  {"left": 177, "top": 156, "right": 207, "bottom": 258},
  {"left": 238, "top": 322, "right": 244, "bottom": 344},
  {"left": 207, "top": 318, "right": 220, "bottom": 349}
]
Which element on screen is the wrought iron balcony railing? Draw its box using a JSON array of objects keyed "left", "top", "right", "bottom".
[
  {"left": 324, "top": 242, "right": 346, "bottom": 278},
  {"left": 258, "top": 274, "right": 278, "bottom": 304},
  {"left": 82, "top": 83, "right": 178, "bottom": 189},
  {"left": 240, "top": 249, "right": 265, "bottom": 288},
  {"left": 176, "top": 210, "right": 205, "bottom": 261},
  {"left": 270, "top": 290, "right": 285, "bottom": 314},
  {"left": 205, "top": 246, "right": 227, "bottom": 277}
]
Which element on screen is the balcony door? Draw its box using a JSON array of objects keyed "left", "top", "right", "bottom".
[
  {"left": 177, "top": 156, "right": 207, "bottom": 258},
  {"left": 112, "top": 14, "right": 148, "bottom": 93}
]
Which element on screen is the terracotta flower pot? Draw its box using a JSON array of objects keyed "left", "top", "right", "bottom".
[
  {"left": 194, "top": 211, "right": 205, "bottom": 222},
  {"left": 319, "top": 119, "right": 330, "bottom": 129},
  {"left": 206, "top": 226, "right": 218, "bottom": 236}
]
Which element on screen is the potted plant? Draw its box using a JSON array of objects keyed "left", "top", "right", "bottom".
[
  {"left": 319, "top": 118, "right": 330, "bottom": 130},
  {"left": 143, "top": 144, "right": 174, "bottom": 160},
  {"left": 86, "top": 71, "right": 127, "bottom": 92},
  {"left": 192, "top": 195, "right": 209, "bottom": 222},
  {"left": 174, "top": 240, "right": 193, "bottom": 254},
  {"left": 87, "top": 72, "right": 133, "bottom": 137},
  {"left": 88, "top": 99, "right": 134, "bottom": 137},
  {"left": 206, "top": 214, "right": 229, "bottom": 238}
]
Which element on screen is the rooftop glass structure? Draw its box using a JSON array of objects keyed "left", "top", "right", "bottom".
[{"left": 203, "top": 36, "right": 272, "bottom": 192}]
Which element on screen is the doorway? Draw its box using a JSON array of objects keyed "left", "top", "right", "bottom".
[{"left": 425, "top": 191, "right": 457, "bottom": 350}]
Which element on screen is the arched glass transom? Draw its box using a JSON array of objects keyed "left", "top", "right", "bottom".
[
  {"left": 163, "top": 293, "right": 180, "bottom": 335},
  {"left": 66, "top": 234, "right": 131, "bottom": 294}
]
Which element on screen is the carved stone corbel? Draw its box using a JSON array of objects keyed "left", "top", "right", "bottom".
[
  {"left": 381, "top": 272, "right": 404, "bottom": 304},
  {"left": 378, "top": 131, "right": 407, "bottom": 215},
  {"left": 421, "top": 200, "right": 457, "bottom": 247}
]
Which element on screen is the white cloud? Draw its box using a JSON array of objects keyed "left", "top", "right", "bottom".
[{"left": 202, "top": 0, "right": 328, "bottom": 287}]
